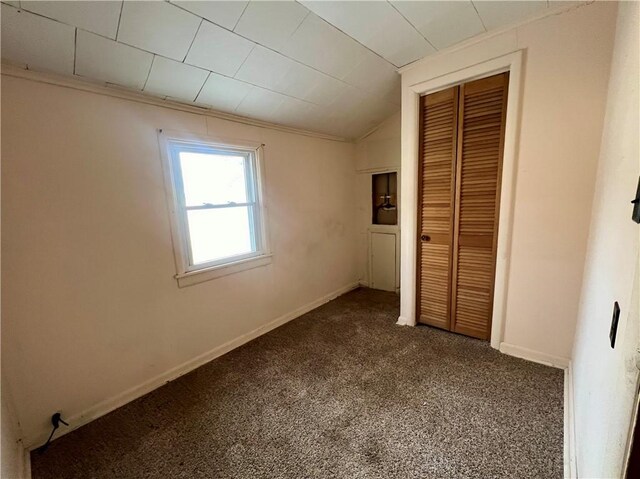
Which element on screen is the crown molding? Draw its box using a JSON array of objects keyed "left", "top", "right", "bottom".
[{"left": 1, "top": 62, "right": 351, "bottom": 143}]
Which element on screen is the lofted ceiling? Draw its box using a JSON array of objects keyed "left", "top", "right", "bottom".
[{"left": 1, "top": 1, "right": 576, "bottom": 139}]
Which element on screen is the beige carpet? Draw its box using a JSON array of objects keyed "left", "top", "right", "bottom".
[{"left": 31, "top": 288, "right": 563, "bottom": 478}]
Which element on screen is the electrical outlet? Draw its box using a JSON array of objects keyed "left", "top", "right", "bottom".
[{"left": 610, "top": 301, "right": 620, "bottom": 348}]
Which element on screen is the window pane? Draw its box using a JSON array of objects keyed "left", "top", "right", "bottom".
[
  {"left": 186, "top": 207, "right": 254, "bottom": 265},
  {"left": 179, "top": 151, "right": 248, "bottom": 206}
]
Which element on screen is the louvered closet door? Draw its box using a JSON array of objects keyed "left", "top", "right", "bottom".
[
  {"left": 450, "top": 72, "right": 509, "bottom": 340},
  {"left": 417, "top": 86, "right": 459, "bottom": 329}
]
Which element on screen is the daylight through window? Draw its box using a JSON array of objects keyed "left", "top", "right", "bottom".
[{"left": 167, "top": 139, "right": 265, "bottom": 272}]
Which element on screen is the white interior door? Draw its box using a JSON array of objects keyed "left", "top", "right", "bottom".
[{"left": 371, "top": 232, "right": 396, "bottom": 292}]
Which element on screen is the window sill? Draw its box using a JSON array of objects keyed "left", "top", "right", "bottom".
[{"left": 175, "top": 254, "right": 273, "bottom": 287}]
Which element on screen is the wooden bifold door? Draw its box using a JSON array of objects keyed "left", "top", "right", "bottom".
[{"left": 417, "top": 72, "right": 509, "bottom": 340}]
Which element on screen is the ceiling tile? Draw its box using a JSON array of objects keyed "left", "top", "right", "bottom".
[
  {"left": 171, "top": 1, "right": 248, "bottom": 30},
  {"left": 275, "top": 61, "right": 323, "bottom": 102},
  {"left": 234, "top": 46, "right": 348, "bottom": 106},
  {"left": 272, "top": 96, "right": 317, "bottom": 128},
  {"left": 281, "top": 13, "right": 368, "bottom": 79},
  {"left": 361, "top": 96, "right": 400, "bottom": 125},
  {"left": 20, "top": 0, "right": 122, "bottom": 39},
  {"left": 294, "top": 110, "right": 335, "bottom": 136},
  {"left": 234, "top": 87, "right": 286, "bottom": 123},
  {"left": 234, "top": 46, "right": 293, "bottom": 91},
  {"left": 274, "top": 61, "right": 346, "bottom": 107},
  {"left": 342, "top": 50, "right": 399, "bottom": 97},
  {"left": 473, "top": 0, "right": 548, "bottom": 30},
  {"left": 185, "top": 20, "right": 255, "bottom": 76},
  {"left": 1, "top": 4, "right": 75, "bottom": 75},
  {"left": 75, "top": 30, "right": 153, "bottom": 90},
  {"left": 196, "top": 73, "right": 253, "bottom": 113},
  {"left": 234, "top": 1, "right": 308, "bottom": 50},
  {"left": 391, "top": 1, "right": 485, "bottom": 50},
  {"left": 117, "top": 1, "right": 201, "bottom": 61},
  {"left": 325, "top": 83, "right": 368, "bottom": 118},
  {"left": 1, "top": 1, "right": 416, "bottom": 137},
  {"left": 283, "top": 65, "right": 346, "bottom": 106},
  {"left": 315, "top": 107, "right": 362, "bottom": 138},
  {"left": 301, "top": 1, "right": 435, "bottom": 67},
  {"left": 334, "top": 92, "right": 399, "bottom": 138},
  {"left": 144, "top": 56, "right": 209, "bottom": 102}
]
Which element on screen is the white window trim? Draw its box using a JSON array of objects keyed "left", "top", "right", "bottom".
[{"left": 158, "top": 129, "right": 272, "bottom": 287}]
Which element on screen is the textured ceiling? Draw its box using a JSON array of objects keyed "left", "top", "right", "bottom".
[{"left": 1, "top": 1, "right": 575, "bottom": 139}]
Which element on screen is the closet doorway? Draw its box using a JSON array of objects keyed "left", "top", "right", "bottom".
[{"left": 417, "top": 72, "right": 509, "bottom": 340}]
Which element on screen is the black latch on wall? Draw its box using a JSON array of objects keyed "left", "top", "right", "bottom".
[
  {"left": 610, "top": 301, "right": 621, "bottom": 349},
  {"left": 632, "top": 176, "right": 640, "bottom": 224}
]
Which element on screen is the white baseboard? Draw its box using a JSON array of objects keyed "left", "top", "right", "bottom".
[
  {"left": 24, "top": 281, "right": 359, "bottom": 450},
  {"left": 396, "top": 315, "right": 412, "bottom": 326},
  {"left": 564, "top": 362, "right": 577, "bottom": 479},
  {"left": 499, "top": 342, "right": 570, "bottom": 369}
]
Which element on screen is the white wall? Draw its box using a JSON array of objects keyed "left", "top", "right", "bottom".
[
  {"left": 1, "top": 77, "right": 26, "bottom": 479},
  {"left": 571, "top": 1, "right": 640, "bottom": 477},
  {"left": 1, "top": 74, "right": 359, "bottom": 446},
  {"left": 355, "top": 112, "right": 401, "bottom": 173},
  {"left": 354, "top": 113, "right": 400, "bottom": 287},
  {"left": 399, "top": 1, "right": 617, "bottom": 362}
]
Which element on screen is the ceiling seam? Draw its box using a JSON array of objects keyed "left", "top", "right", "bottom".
[
  {"left": 182, "top": 18, "right": 203, "bottom": 63},
  {"left": 5, "top": 1, "right": 399, "bottom": 135},
  {"left": 168, "top": 3, "right": 393, "bottom": 92},
  {"left": 295, "top": 2, "right": 401, "bottom": 69},
  {"left": 470, "top": 1, "right": 488, "bottom": 32},
  {"left": 288, "top": 10, "right": 310, "bottom": 40},
  {"left": 2, "top": 65, "right": 352, "bottom": 142},
  {"left": 232, "top": 91, "right": 251, "bottom": 116},
  {"left": 9, "top": 3, "right": 78, "bottom": 30},
  {"left": 115, "top": 0, "right": 124, "bottom": 41},
  {"left": 5, "top": 1, "right": 416, "bottom": 80},
  {"left": 100, "top": 38, "right": 331, "bottom": 108},
  {"left": 177, "top": 20, "right": 395, "bottom": 110},
  {"left": 10, "top": 1, "right": 121, "bottom": 41},
  {"left": 141, "top": 55, "right": 155, "bottom": 91},
  {"left": 230, "top": 87, "right": 253, "bottom": 117},
  {"left": 231, "top": 43, "right": 256, "bottom": 80},
  {"left": 231, "top": 1, "right": 250, "bottom": 32},
  {"left": 399, "top": 1, "right": 579, "bottom": 75},
  {"left": 29, "top": 0, "right": 399, "bottom": 106},
  {"left": 9, "top": 15, "right": 397, "bottom": 116},
  {"left": 193, "top": 71, "right": 210, "bottom": 103},
  {"left": 386, "top": 1, "right": 438, "bottom": 53}
]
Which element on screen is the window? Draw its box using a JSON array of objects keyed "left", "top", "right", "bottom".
[{"left": 159, "top": 131, "right": 271, "bottom": 286}]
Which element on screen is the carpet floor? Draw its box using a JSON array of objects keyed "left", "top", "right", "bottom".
[{"left": 31, "top": 288, "right": 564, "bottom": 478}]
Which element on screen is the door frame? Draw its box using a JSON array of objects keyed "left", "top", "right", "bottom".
[{"left": 398, "top": 50, "right": 524, "bottom": 350}]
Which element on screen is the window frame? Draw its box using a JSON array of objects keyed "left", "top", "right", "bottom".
[{"left": 158, "top": 130, "right": 271, "bottom": 287}]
